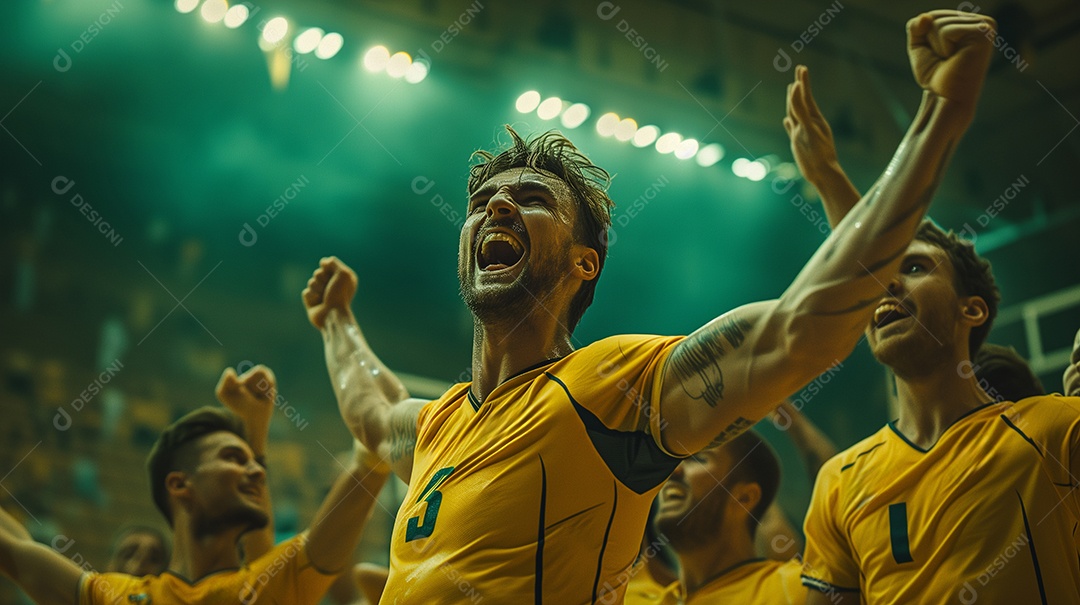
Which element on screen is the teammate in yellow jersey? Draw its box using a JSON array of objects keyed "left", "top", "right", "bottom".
[
  {"left": 784, "top": 27, "right": 1080, "bottom": 605},
  {"left": 648, "top": 430, "right": 805, "bottom": 605},
  {"left": 0, "top": 366, "right": 390, "bottom": 605},
  {"left": 306, "top": 9, "right": 997, "bottom": 602}
]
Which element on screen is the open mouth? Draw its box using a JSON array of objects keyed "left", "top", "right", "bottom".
[
  {"left": 660, "top": 483, "right": 688, "bottom": 503},
  {"left": 476, "top": 230, "right": 526, "bottom": 271},
  {"left": 873, "top": 301, "right": 913, "bottom": 330}
]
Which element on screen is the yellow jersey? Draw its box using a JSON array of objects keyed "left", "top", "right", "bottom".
[
  {"left": 622, "top": 558, "right": 676, "bottom": 605},
  {"left": 802, "top": 395, "right": 1080, "bottom": 604},
  {"left": 384, "top": 335, "right": 684, "bottom": 604},
  {"left": 660, "top": 559, "right": 806, "bottom": 605},
  {"left": 78, "top": 534, "right": 336, "bottom": 605}
]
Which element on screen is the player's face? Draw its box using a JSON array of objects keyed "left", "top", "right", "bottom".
[
  {"left": 108, "top": 532, "right": 167, "bottom": 576},
  {"left": 186, "top": 432, "right": 269, "bottom": 536},
  {"left": 654, "top": 447, "right": 736, "bottom": 550},
  {"left": 867, "top": 240, "right": 967, "bottom": 373},
  {"left": 459, "top": 168, "right": 580, "bottom": 325}
]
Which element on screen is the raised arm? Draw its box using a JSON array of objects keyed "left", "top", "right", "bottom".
[
  {"left": 304, "top": 440, "right": 391, "bottom": 575},
  {"left": 215, "top": 364, "right": 277, "bottom": 561},
  {"left": 0, "top": 507, "right": 84, "bottom": 605},
  {"left": 304, "top": 256, "right": 426, "bottom": 482},
  {"left": 775, "top": 400, "right": 839, "bottom": 479},
  {"left": 1065, "top": 327, "right": 1080, "bottom": 397},
  {"left": 756, "top": 401, "right": 840, "bottom": 560},
  {"left": 658, "top": 11, "right": 997, "bottom": 455},
  {"left": 784, "top": 65, "right": 862, "bottom": 228}
]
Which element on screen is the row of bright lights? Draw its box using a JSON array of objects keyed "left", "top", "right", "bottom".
[
  {"left": 516, "top": 91, "right": 797, "bottom": 180},
  {"left": 176, "top": 0, "right": 427, "bottom": 81},
  {"left": 362, "top": 46, "right": 429, "bottom": 84},
  {"left": 516, "top": 91, "right": 723, "bottom": 167},
  {"left": 176, "top": 0, "right": 248, "bottom": 27},
  {"left": 176, "top": 0, "right": 344, "bottom": 60}
]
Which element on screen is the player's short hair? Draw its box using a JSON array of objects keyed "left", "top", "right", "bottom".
[
  {"left": 468, "top": 126, "right": 615, "bottom": 332},
  {"left": 146, "top": 407, "right": 247, "bottom": 524},
  {"left": 914, "top": 221, "right": 1000, "bottom": 357},
  {"left": 721, "top": 431, "right": 781, "bottom": 537},
  {"left": 974, "top": 343, "right": 1044, "bottom": 402}
]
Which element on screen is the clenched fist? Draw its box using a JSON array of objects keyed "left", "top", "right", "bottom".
[
  {"left": 216, "top": 364, "right": 276, "bottom": 428},
  {"left": 303, "top": 256, "right": 358, "bottom": 329},
  {"left": 907, "top": 10, "right": 996, "bottom": 113}
]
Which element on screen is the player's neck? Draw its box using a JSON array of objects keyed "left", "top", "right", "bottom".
[
  {"left": 167, "top": 520, "right": 245, "bottom": 582},
  {"left": 679, "top": 528, "right": 757, "bottom": 596},
  {"left": 892, "top": 356, "right": 994, "bottom": 450},
  {"left": 470, "top": 317, "right": 574, "bottom": 401}
]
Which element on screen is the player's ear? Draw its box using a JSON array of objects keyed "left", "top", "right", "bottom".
[
  {"left": 572, "top": 245, "right": 599, "bottom": 282},
  {"left": 734, "top": 482, "right": 762, "bottom": 513},
  {"left": 166, "top": 471, "right": 191, "bottom": 503},
  {"left": 960, "top": 296, "right": 989, "bottom": 328}
]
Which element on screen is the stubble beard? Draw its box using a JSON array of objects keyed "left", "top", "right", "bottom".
[{"left": 459, "top": 245, "right": 572, "bottom": 329}]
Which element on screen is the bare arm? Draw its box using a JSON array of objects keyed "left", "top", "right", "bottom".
[
  {"left": 305, "top": 257, "right": 426, "bottom": 482},
  {"left": 1064, "top": 328, "right": 1080, "bottom": 397},
  {"left": 353, "top": 563, "right": 390, "bottom": 605},
  {"left": 756, "top": 402, "right": 838, "bottom": 560},
  {"left": 304, "top": 441, "right": 391, "bottom": 575},
  {"left": 216, "top": 365, "right": 277, "bottom": 561},
  {"left": 784, "top": 65, "right": 863, "bottom": 228},
  {"left": 0, "top": 507, "right": 84, "bottom": 605},
  {"left": 659, "top": 11, "right": 997, "bottom": 454},
  {"left": 756, "top": 503, "right": 802, "bottom": 560}
]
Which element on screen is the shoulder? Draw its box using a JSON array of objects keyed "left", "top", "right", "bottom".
[
  {"left": 580, "top": 334, "right": 685, "bottom": 358},
  {"left": 1000, "top": 394, "right": 1080, "bottom": 444},
  {"left": 819, "top": 428, "right": 892, "bottom": 479},
  {"left": 563, "top": 334, "right": 685, "bottom": 370},
  {"left": 419, "top": 386, "right": 468, "bottom": 418}
]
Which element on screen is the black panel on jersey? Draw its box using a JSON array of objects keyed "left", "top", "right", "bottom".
[
  {"left": 535, "top": 456, "right": 548, "bottom": 605},
  {"left": 544, "top": 372, "right": 681, "bottom": 494},
  {"left": 1017, "top": 490, "right": 1049, "bottom": 605},
  {"left": 591, "top": 482, "right": 618, "bottom": 603}
]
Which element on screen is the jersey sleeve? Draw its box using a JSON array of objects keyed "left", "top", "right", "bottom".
[
  {"left": 1008, "top": 396, "right": 1080, "bottom": 530},
  {"left": 78, "top": 572, "right": 139, "bottom": 605},
  {"left": 801, "top": 458, "right": 861, "bottom": 595},
  {"left": 552, "top": 334, "right": 684, "bottom": 446},
  {"left": 264, "top": 535, "right": 332, "bottom": 600}
]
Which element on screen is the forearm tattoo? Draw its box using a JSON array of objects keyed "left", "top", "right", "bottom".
[
  {"left": 707, "top": 416, "right": 753, "bottom": 448},
  {"left": 388, "top": 413, "right": 417, "bottom": 464}
]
